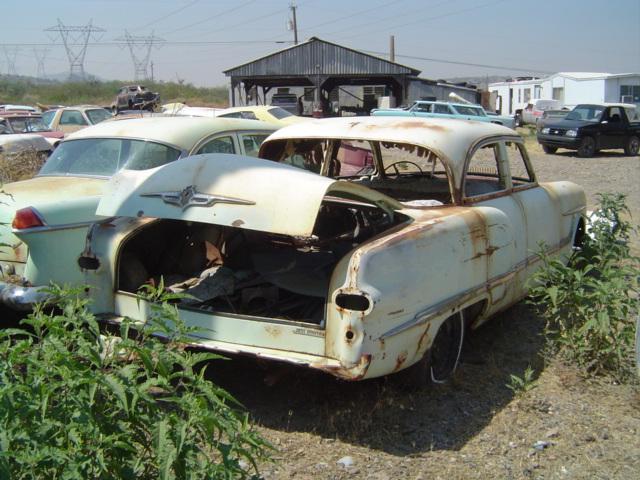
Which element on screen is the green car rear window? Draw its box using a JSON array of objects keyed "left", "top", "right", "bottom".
[{"left": 39, "top": 138, "right": 181, "bottom": 177}]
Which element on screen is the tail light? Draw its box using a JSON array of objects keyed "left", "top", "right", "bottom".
[{"left": 12, "top": 207, "right": 46, "bottom": 230}]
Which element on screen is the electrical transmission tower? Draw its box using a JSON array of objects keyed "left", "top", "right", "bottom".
[
  {"left": 44, "top": 19, "right": 105, "bottom": 80},
  {"left": 114, "top": 31, "right": 164, "bottom": 81},
  {"left": 33, "top": 48, "right": 49, "bottom": 79},
  {"left": 3, "top": 47, "right": 19, "bottom": 76}
]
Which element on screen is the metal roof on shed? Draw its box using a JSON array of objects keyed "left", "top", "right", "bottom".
[{"left": 224, "top": 37, "right": 420, "bottom": 77}]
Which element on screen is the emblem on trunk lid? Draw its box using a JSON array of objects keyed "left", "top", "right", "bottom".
[{"left": 141, "top": 185, "right": 255, "bottom": 210}]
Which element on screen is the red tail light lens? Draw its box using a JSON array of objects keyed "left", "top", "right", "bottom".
[{"left": 12, "top": 207, "right": 46, "bottom": 230}]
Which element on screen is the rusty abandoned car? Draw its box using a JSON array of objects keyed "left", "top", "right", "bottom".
[{"left": 70, "top": 117, "right": 586, "bottom": 385}]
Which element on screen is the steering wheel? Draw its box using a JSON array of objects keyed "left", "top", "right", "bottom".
[{"left": 383, "top": 160, "right": 424, "bottom": 176}]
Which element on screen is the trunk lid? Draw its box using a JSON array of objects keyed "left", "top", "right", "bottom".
[{"left": 97, "top": 154, "right": 402, "bottom": 237}]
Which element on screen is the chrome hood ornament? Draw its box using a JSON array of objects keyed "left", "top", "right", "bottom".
[{"left": 141, "top": 185, "right": 255, "bottom": 210}]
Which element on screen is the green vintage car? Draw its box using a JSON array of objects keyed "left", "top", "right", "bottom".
[{"left": 0, "top": 116, "right": 276, "bottom": 310}]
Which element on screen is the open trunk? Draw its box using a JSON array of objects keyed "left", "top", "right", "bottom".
[{"left": 116, "top": 195, "right": 405, "bottom": 327}]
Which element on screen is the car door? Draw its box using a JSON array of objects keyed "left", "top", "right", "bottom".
[
  {"left": 461, "top": 139, "right": 525, "bottom": 313},
  {"left": 599, "top": 107, "right": 627, "bottom": 149}
]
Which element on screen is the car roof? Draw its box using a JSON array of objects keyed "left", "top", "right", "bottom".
[
  {"left": 221, "top": 105, "right": 279, "bottom": 113},
  {"left": 264, "top": 116, "right": 517, "bottom": 186},
  {"left": 65, "top": 116, "right": 277, "bottom": 151},
  {"left": 575, "top": 102, "right": 636, "bottom": 109},
  {"left": 414, "top": 100, "right": 482, "bottom": 109}
]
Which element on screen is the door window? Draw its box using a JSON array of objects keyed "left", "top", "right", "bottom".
[
  {"left": 196, "top": 135, "right": 236, "bottom": 155},
  {"left": 504, "top": 142, "right": 534, "bottom": 186},
  {"left": 433, "top": 104, "right": 453, "bottom": 114},
  {"left": 240, "top": 133, "right": 269, "bottom": 157}
]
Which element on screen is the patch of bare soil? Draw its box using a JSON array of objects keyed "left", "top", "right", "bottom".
[{"left": 204, "top": 149, "right": 639, "bottom": 479}]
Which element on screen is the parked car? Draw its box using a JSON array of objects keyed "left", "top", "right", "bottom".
[
  {"left": 0, "top": 116, "right": 276, "bottom": 309},
  {"left": 112, "top": 85, "right": 161, "bottom": 113},
  {"left": 0, "top": 105, "right": 38, "bottom": 113},
  {"left": 372, "top": 100, "right": 516, "bottom": 129},
  {"left": 42, "top": 106, "right": 112, "bottom": 135},
  {"left": 535, "top": 109, "right": 570, "bottom": 133},
  {"left": 215, "top": 105, "right": 308, "bottom": 126},
  {"left": 0, "top": 132, "right": 51, "bottom": 159},
  {"left": 270, "top": 93, "right": 299, "bottom": 115},
  {"left": 0, "top": 111, "right": 64, "bottom": 147},
  {"left": 73, "top": 117, "right": 585, "bottom": 385},
  {"left": 537, "top": 103, "right": 640, "bottom": 156},
  {"left": 518, "top": 99, "right": 563, "bottom": 126}
]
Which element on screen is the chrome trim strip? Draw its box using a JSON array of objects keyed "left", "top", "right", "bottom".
[
  {"left": 379, "top": 236, "right": 572, "bottom": 339},
  {"left": 13, "top": 220, "right": 95, "bottom": 235}
]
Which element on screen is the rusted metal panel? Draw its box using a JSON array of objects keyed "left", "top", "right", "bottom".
[{"left": 224, "top": 37, "right": 420, "bottom": 77}]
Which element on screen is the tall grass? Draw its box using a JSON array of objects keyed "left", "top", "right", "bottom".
[{"left": 0, "top": 78, "right": 228, "bottom": 108}]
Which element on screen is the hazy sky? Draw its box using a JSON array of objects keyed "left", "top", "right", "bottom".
[{"left": 3, "top": 0, "right": 639, "bottom": 86}]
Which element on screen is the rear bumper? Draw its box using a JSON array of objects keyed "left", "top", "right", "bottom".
[{"left": 0, "top": 281, "right": 51, "bottom": 311}]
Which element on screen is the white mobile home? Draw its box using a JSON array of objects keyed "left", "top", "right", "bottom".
[{"left": 489, "top": 72, "right": 640, "bottom": 116}]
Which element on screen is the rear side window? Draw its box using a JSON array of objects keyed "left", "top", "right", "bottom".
[
  {"left": 59, "top": 110, "right": 88, "bottom": 126},
  {"left": 433, "top": 104, "right": 452, "bottom": 114},
  {"left": 505, "top": 142, "right": 534, "bottom": 185},
  {"left": 42, "top": 110, "right": 56, "bottom": 127},
  {"left": 196, "top": 136, "right": 236, "bottom": 155},
  {"left": 240, "top": 133, "right": 269, "bottom": 157}
]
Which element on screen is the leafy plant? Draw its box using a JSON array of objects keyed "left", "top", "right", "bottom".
[
  {"left": 0, "top": 285, "right": 271, "bottom": 479},
  {"left": 506, "top": 366, "right": 537, "bottom": 396},
  {"left": 529, "top": 193, "right": 639, "bottom": 382}
]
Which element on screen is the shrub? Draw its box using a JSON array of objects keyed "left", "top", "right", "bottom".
[
  {"left": 0, "top": 286, "right": 271, "bottom": 479},
  {"left": 529, "top": 193, "right": 639, "bottom": 382}
]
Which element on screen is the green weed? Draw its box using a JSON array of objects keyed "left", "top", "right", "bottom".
[
  {"left": 0, "top": 285, "right": 271, "bottom": 479},
  {"left": 529, "top": 193, "right": 639, "bottom": 382},
  {"left": 506, "top": 366, "right": 537, "bottom": 396}
]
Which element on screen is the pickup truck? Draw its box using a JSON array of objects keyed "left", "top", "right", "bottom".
[
  {"left": 372, "top": 100, "right": 516, "bottom": 129},
  {"left": 537, "top": 103, "right": 640, "bottom": 157}
]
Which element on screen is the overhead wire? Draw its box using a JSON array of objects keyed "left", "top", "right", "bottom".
[
  {"left": 160, "top": 0, "right": 257, "bottom": 36},
  {"left": 134, "top": 0, "right": 200, "bottom": 30}
]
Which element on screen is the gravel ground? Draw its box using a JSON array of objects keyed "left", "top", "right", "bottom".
[{"left": 206, "top": 144, "right": 639, "bottom": 480}]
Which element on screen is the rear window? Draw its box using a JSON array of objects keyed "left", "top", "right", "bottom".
[
  {"left": 86, "top": 109, "right": 112, "bottom": 125},
  {"left": 268, "top": 107, "right": 293, "bottom": 119},
  {"left": 39, "top": 138, "right": 181, "bottom": 177}
]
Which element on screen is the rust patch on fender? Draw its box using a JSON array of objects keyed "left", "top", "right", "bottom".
[
  {"left": 313, "top": 354, "right": 372, "bottom": 381},
  {"left": 231, "top": 219, "right": 245, "bottom": 227},
  {"left": 394, "top": 350, "right": 408, "bottom": 372}
]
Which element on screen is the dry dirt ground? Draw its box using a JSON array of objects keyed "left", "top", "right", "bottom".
[{"left": 205, "top": 142, "right": 639, "bottom": 480}]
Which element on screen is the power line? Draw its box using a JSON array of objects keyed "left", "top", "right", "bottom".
[
  {"left": 161, "top": 0, "right": 257, "bottom": 36},
  {"left": 135, "top": 0, "right": 200, "bottom": 30},
  {"left": 363, "top": 49, "right": 553, "bottom": 74},
  {"left": 33, "top": 48, "right": 49, "bottom": 78},
  {"left": 114, "top": 31, "right": 165, "bottom": 80}
]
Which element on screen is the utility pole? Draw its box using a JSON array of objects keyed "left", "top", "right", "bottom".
[
  {"left": 33, "top": 48, "right": 49, "bottom": 79},
  {"left": 150, "top": 61, "right": 155, "bottom": 82},
  {"left": 290, "top": 3, "right": 298, "bottom": 45},
  {"left": 389, "top": 35, "right": 395, "bottom": 63},
  {"left": 114, "top": 30, "right": 164, "bottom": 81},
  {"left": 45, "top": 19, "right": 105, "bottom": 80}
]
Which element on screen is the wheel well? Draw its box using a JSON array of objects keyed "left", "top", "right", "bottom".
[{"left": 573, "top": 216, "right": 586, "bottom": 248}]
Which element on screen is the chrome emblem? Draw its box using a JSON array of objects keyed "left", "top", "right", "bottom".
[{"left": 141, "top": 185, "right": 255, "bottom": 210}]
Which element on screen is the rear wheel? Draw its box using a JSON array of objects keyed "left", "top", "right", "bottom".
[
  {"left": 577, "top": 136, "right": 596, "bottom": 158},
  {"left": 624, "top": 136, "right": 639, "bottom": 156},
  {"left": 542, "top": 145, "right": 558, "bottom": 154},
  {"left": 393, "top": 312, "right": 465, "bottom": 388}
]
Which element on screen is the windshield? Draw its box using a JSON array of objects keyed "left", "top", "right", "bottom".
[
  {"left": 7, "top": 116, "right": 50, "bottom": 132},
  {"left": 268, "top": 107, "right": 294, "bottom": 119},
  {"left": 453, "top": 105, "right": 484, "bottom": 116},
  {"left": 86, "top": 109, "right": 112, "bottom": 125},
  {"left": 566, "top": 105, "right": 604, "bottom": 122},
  {"left": 39, "top": 138, "right": 181, "bottom": 177}
]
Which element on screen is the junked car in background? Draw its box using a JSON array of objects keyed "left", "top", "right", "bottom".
[
  {"left": 535, "top": 109, "right": 570, "bottom": 133},
  {"left": 517, "top": 99, "right": 563, "bottom": 126},
  {"left": 42, "top": 105, "right": 112, "bottom": 135},
  {"left": 215, "top": 105, "right": 308, "bottom": 127},
  {"left": 0, "top": 111, "right": 64, "bottom": 148},
  {"left": 372, "top": 100, "right": 516, "bottom": 129},
  {"left": 112, "top": 85, "right": 161, "bottom": 113},
  {"left": 75, "top": 117, "right": 585, "bottom": 385},
  {"left": 0, "top": 116, "right": 276, "bottom": 309}
]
